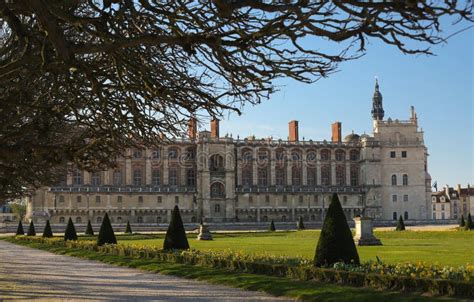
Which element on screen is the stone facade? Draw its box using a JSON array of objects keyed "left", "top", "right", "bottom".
[{"left": 26, "top": 83, "right": 432, "bottom": 225}]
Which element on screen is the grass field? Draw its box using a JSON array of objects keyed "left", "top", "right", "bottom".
[{"left": 115, "top": 230, "right": 474, "bottom": 267}]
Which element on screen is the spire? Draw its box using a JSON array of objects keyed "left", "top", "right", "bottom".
[{"left": 371, "top": 78, "right": 384, "bottom": 120}]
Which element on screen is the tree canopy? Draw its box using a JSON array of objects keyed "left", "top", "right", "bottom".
[{"left": 1, "top": 1, "right": 472, "bottom": 199}]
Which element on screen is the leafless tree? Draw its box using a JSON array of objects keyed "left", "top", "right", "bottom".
[{"left": 0, "top": 0, "right": 472, "bottom": 200}]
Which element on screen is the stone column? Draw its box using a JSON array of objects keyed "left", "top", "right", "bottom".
[
  {"left": 145, "top": 149, "right": 152, "bottom": 185},
  {"left": 353, "top": 216, "right": 382, "bottom": 246},
  {"left": 286, "top": 150, "right": 292, "bottom": 185},
  {"left": 302, "top": 149, "right": 307, "bottom": 186},
  {"left": 125, "top": 158, "right": 132, "bottom": 185},
  {"left": 252, "top": 148, "right": 258, "bottom": 186},
  {"left": 270, "top": 148, "right": 276, "bottom": 185},
  {"left": 345, "top": 162, "right": 351, "bottom": 186},
  {"left": 163, "top": 146, "right": 169, "bottom": 185},
  {"left": 331, "top": 162, "right": 336, "bottom": 186},
  {"left": 316, "top": 162, "right": 321, "bottom": 185}
]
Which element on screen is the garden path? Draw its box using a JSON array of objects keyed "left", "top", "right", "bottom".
[{"left": 0, "top": 240, "right": 290, "bottom": 301}]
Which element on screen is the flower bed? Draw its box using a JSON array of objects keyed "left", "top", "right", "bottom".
[{"left": 9, "top": 236, "right": 474, "bottom": 299}]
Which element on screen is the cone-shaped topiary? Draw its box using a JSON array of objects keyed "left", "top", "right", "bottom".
[
  {"left": 163, "top": 205, "right": 189, "bottom": 250},
  {"left": 125, "top": 221, "right": 132, "bottom": 234},
  {"left": 42, "top": 220, "right": 53, "bottom": 238},
  {"left": 27, "top": 221, "right": 36, "bottom": 236},
  {"left": 269, "top": 220, "right": 276, "bottom": 232},
  {"left": 64, "top": 218, "right": 78, "bottom": 241},
  {"left": 396, "top": 215, "right": 406, "bottom": 231},
  {"left": 466, "top": 213, "right": 473, "bottom": 230},
  {"left": 85, "top": 220, "right": 94, "bottom": 236},
  {"left": 297, "top": 216, "right": 305, "bottom": 231},
  {"left": 314, "top": 193, "right": 359, "bottom": 267},
  {"left": 16, "top": 220, "right": 24, "bottom": 235},
  {"left": 460, "top": 215, "right": 466, "bottom": 227},
  {"left": 97, "top": 213, "right": 117, "bottom": 246}
]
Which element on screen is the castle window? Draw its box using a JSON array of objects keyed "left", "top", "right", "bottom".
[
  {"left": 249, "top": 196, "right": 253, "bottom": 203},
  {"left": 187, "top": 169, "right": 196, "bottom": 186},
  {"left": 258, "top": 168, "right": 268, "bottom": 186},
  {"left": 185, "top": 147, "right": 196, "bottom": 160},
  {"left": 390, "top": 151, "right": 396, "bottom": 158},
  {"left": 169, "top": 167, "right": 178, "bottom": 186},
  {"left": 343, "top": 196, "right": 348, "bottom": 203},
  {"left": 117, "top": 195, "right": 122, "bottom": 203},
  {"left": 210, "top": 154, "right": 224, "bottom": 171},
  {"left": 313, "top": 195, "right": 319, "bottom": 203},
  {"left": 211, "top": 182, "right": 225, "bottom": 198},
  {"left": 152, "top": 169, "right": 161, "bottom": 186},
  {"left": 335, "top": 150, "right": 345, "bottom": 161},
  {"left": 151, "top": 149, "right": 160, "bottom": 159},
  {"left": 262, "top": 215, "right": 268, "bottom": 222},
  {"left": 276, "top": 149, "right": 286, "bottom": 161},
  {"left": 133, "top": 149, "right": 142, "bottom": 159},
  {"left": 321, "top": 165, "right": 331, "bottom": 186},
  {"left": 282, "top": 215, "right": 287, "bottom": 221},
  {"left": 350, "top": 150, "right": 360, "bottom": 161},
  {"left": 175, "top": 196, "right": 179, "bottom": 204},
  {"left": 76, "top": 196, "right": 81, "bottom": 203},
  {"left": 320, "top": 149, "right": 330, "bottom": 161},
  {"left": 73, "top": 169, "right": 82, "bottom": 185},
  {"left": 95, "top": 196, "right": 101, "bottom": 203},
  {"left": 403, "top": 174, "right": 408, "bottom": 186},
  {"left": 59, "top": 217, "right": 65, "bottom": 223},
  {"left": 265, "top": 195, "right": 270, "bottom": 203},
  {"left": 242, "top": 166, "right": 253, "bottom": 186},
  {"left": 214, "top": 204, "right": 221, "bottom": 213},
  {"left": 168, "top": 147, "right": 179, "bottom": 160},
  {"left": 441, "top": 204, "right": 445, "bottom": 211},
  {"left": 76, "top": 217, "right": 82, "bottom": 224},
  {"left": 350, "top": 166, "right": 359, "bottom": 186},
  {"left": 311, "top": 214, "right": 316, "bottom": 221},
  {"left": 404, "top": 211, "right": 409, "bottom": 220},
  {"left": 393, "top": 212, "right": 397, "bottom": 220},
  {"left": 403, "top": 194, "right": 409, "bottom": 202},
  {"left": 299, "top": 195, "right": 304, "bottom": 203},
  {"left": 391, "top": 175, "right": 397, "bottom": 186},
  {"left": 306, "top": 151, "right": 317, "bottom": 162},
  {"left": 283, "top": 195, "right": 287, "bottom": 203},
  {"left": 291, "top": 166, "right": 302, "bottom": 186},
  {"left": 335, "top": 165, "right": 345, "bottom": 186},
  {"left": 157, "top": 216, "right": 162, "bottom": 223},
  {"left": 91, "top": 172, "right": 101, "bottom": 186},
  {"left": 157, "top": 196, "right": 162, "bottom": 203},
  {"left": 138, "top": 196, "right": 143, "bottom": 203},
  {"left": 258, "top": 149, "right": 269, "bottom": 161},
  {"left": 117, "top": 217, "right": 122, "bottom": 223},
  {"left": 59, "top": 195, "right": 65, "bottom": 203},
  {"left": 137, "top": 216, "right": 143, "bottom": 223},
  {"left": 402, "top": 151, "right": 407, "bottom": 158},
  {"left": 307, "top": 168, "right": 316, "bottom": 186},
  {"left": 133, "top": 168, "right": 143, "bottom": 186},
  {"left": 97, "top": 217, "right": 102, "bottom": 224},
  {"left": 113, "top": 169, "right": 123, "bottom": 186},
  {"left": 392, "top": 195, "right": 397, "bottom": 202},
  {"left": 275, "top": 167, "right": 285, "bottom": 186}
]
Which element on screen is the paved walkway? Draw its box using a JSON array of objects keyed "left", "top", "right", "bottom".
[{"left": 0, "top": 240, "right": 290, "bottom": 301}]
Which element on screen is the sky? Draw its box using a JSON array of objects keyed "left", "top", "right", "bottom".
[{"left": 211, "top": 20, "right": 474, "bottom": 189}]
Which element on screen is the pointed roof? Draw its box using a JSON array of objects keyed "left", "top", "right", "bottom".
[{"left": 371, "top": 78, "right": 384, "bottom": 120}]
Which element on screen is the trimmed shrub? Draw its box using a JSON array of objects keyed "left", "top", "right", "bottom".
[
  {"left": 42, "top": 220, "right": 53, "bottom": 238},
  {"left": 396, "top": 215, "right": 406, "bottom": 231},
  {"left": 27, "top": 221, "right": 36, "bottom": 236},
  {"left": 64, "top": 218, "right": 78, "bottom": 241},
  {"left": 163, "top": 205, "right": 189, "bottom": 250},
  {"left": 97, "top": 213, "right": 117, "bottom": 246},
  {"left": 16, "top": 220, "right": 24, "bottom": 235},
  {"left": 85, "top": 220, "right": 94, "bottom": 236},
  {"left": 314, "top": 193, "right": 359, "bottom": 267},
  {"left": 466, "top": 213, "right": 473, "bottom": 230},
  {"left": 125, "top": 221, "right": 132, "bottom": 234},
  {"left": 460, "top": 215, "right": 465, "bottom": 227},
  {"left": 268, "top": 220, "right": 276, "bottom": 232},
  {"left": 297, "top": 216, "right": 305, "bottom": 231}
]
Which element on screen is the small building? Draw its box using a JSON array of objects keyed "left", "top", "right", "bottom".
[{"left": 458, "top": 184, "right": 474, "bottom": 217}]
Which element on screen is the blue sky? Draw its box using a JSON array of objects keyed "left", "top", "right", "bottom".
[{"left": 213, "top": 21, "right": 473, "bottom": 188}]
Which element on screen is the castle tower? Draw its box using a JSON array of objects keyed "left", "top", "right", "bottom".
[{"left": 371, "top": 79, "right": 384, "bottom": 121}]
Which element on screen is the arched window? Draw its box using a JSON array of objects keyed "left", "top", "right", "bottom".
[
  {"left": 97, "top": 217, "right": 102, "bottom": 224},
  {"left": 59, "top": 217, "right": 65, "bottom": 223},
  {"left": 113, "top": 169, "right": 123, "bottom": 186},
  {"left": 76, "top": 217, "right": 82, "bottom": 224},
  {"left": 335, "top": 165, "right": 345, "bottom": 186},
  {"left": 214, "top": 204, "right": 221, "bottom": 213},
  {"left": 73, "top": 169, "right": 82, "bottom": 185},
  {"left": 91, "top": 172, "right": 101, "bottom": 186},
  {"left": 152, "top": 169, "right": 160, "bottom": 186},
  {"left": 321, "top": 165, "right": 331, "bottom": 186},
  {"left": 209, "top": 154, "right": 224, "bottom": 171},
  {"left": 133, "top": 149, "right": 142, "bottom": 159},
  {"left": 211, "top": 182, "right": 225, "bottom": 197},
  {"left": 151, "top": 149, "right": 160, "bottom": 159},
  {"left": 275, "top": 148, "right": 286, "bottom": 162},
  {"left": 187, "top": 169, "right": 196, "bottom": 186},
  {"left": 133, "top": 168, "right": 143, "bottom": 186},
  {"left": 137, "top": 216, "right": 143, "bottom": 223},
  {"left": 257, "top": 149, "right": 269, "bottom": 163},
  {"left": 391, "top": 174, "right": 397, "bottom": 186},
  {"left": 306, "top": 150, "right": 317, "bottom": 163},
  {"left": 185, "top": 147, "right": 196, "bottom": 160},
  {"left": 350, "top": 150, "right": 360, "bottom": 161},
  {"left": 257, "top": 168, "right": 268, "bottom": 186},
  {"left": 168, "top": 147, "right": 179, "bottom": 160},
  {"left": 169, "top": 167, "right": 178, "bottom": 186},
  {"left": 403, "top": 174, "right": 408, "bottom": 186},
  {"left": 275, "top": 167, "right": 285, "bottom": 186},
  {"left": 320, "top": 149, "right": 330, "bottom": 161},
  {"left": 335, "top": 150, "right": 345, "bottom": 161},
  {"left": 242, "top": 148, "right": 253, "bottom": 161}
]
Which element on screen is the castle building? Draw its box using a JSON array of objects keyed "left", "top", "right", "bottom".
[{"left": 27, "top": 82, "right": 432, "bottom": 225}]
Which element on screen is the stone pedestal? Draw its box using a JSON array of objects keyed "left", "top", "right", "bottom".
[
  {"left": 197, "top": 224, "right": 213, "bottom": 240},
  {"left": 353, "top": 216, "right": 382, "bottom": 246}
]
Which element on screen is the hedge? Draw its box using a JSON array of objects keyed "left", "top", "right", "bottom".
[{"left": 8, "top": 236, "right": 474, "bottom": 299}]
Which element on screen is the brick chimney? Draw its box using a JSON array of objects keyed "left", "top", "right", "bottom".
[
  {"left": 288, "top": 120, "right": 299, "bottom": 142},
  {"left": 331, "top": 122, "right": 342, "bottom": 143},
  {"left": 187, "top": 117, "right": 197, "bottom": 139},
  {"left": 210, "top": 118, "right": 219, "bottom": 138}
]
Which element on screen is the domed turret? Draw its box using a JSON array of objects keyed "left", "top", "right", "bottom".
[{"left": 344, "top": 131, "right": 360, "bottom": 142}]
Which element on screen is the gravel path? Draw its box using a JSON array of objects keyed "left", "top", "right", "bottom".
[{"left": 0, "top": 240, "right": 291, "bottom": 301}]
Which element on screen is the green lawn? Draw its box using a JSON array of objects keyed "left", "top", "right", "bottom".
[{"left": 116, "top": 230, "right": 474, "bottom": 267}]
